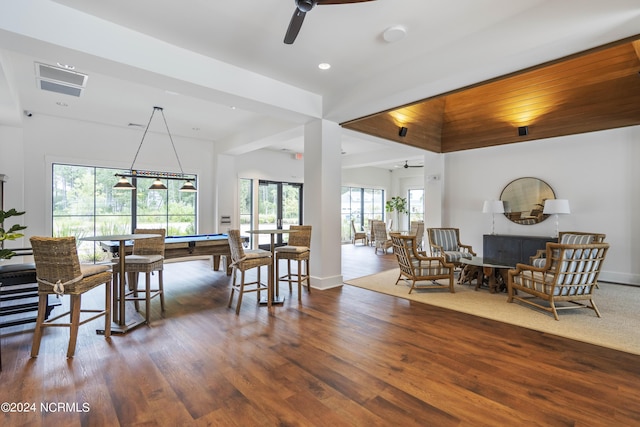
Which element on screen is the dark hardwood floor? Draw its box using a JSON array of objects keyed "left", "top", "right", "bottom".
[{"left": 1, "top": 243, "right": 639, "bottom": 426}]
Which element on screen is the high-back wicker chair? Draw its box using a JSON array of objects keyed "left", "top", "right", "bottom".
[
  {"left": 390, "top": 233, "right": 455, "bottom": 294},
  {"left": 275, "top": 225, "right": 312, "bottom": 301},
  {"left": 373, "top": 220, "right": 392, "bottom": 254},
  {"left": 113, "top": 228, "right": 165, "bottom": 325},
  {"left": 410, "top": 220, "right": 425, "bottom": 250},
  {"left": 508, "top": 241, "right": 610, "bottom": 320},
  {"left": 228, "top": 229, "right": 272, "bottom": 314},
  {"left": 426, "top": 227, "right": 475, "bottom": 267},
  {"left": 350, "top": 219, "right": 367, "bottom": 246},
  {"left": 30, "top": 236, "right": 112, "bottom": 358}
]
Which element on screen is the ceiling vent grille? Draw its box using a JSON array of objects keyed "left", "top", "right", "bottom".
[{"left": 35, "top": 62, "right": 88, "bottom": 97}]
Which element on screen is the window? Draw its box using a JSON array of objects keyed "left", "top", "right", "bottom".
[
  {"left": 239, "top": 178, "right": 253, "bottom": 244},
  {"left": 408, "top": 189, "right": 424, "bottom": 224},
  {"left": 341, "top": 186, "right": 384, "bottom": 242},
  {"left": 52, "top": 163, "right": 196, "bottom": 262}
]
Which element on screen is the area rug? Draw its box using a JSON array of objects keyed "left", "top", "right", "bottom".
[{"left": 345, "top": 269, "right": 640, "bottom": 355}]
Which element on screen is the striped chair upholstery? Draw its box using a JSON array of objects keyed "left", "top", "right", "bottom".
[
  {"left": 427, "top": 228, "right": 475, "bottom": 266},
  {"left": 531, "top": 232, "right": 606, "bottom": 268}
]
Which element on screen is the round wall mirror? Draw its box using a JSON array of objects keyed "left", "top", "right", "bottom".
[{"left": 500, "top": 177, "right": 556, "bottom": 225}]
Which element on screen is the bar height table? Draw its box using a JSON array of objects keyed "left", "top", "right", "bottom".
[
  {"left": 247, "top": 228, "right": 298, "bottom": 305},
  {"left": 81, "top": 233, "right": 160, "bottom": 334}
]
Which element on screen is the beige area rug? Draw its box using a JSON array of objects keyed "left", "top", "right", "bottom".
[{"left": 345, "top": 269, "right": 640, "bottom": 355}]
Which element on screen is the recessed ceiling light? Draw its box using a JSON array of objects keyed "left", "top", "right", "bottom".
[
  {"left": 164, "top": 90, "right": 179, "bottom": 96},
  {"left": 318, "top": 63, "right": 331, "bottom": 70}
]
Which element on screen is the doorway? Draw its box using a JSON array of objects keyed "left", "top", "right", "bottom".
[{"left": 257, "top": 180, "right": 303, "bottom": 249}]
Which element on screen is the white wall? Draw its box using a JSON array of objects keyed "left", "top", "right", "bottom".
[
  {"left": 4, "top": 114, "right": 216, "bottom": 244},
  {"left": 439, "top": 125, "right": 640, "bottom": 285}
]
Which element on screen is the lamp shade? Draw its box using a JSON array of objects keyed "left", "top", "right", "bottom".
[
  {"left": 482, "top": 200, "right": 505, "bottom": 214},
  {"left": 543, "top": 199, "right": 570, "bottom": 215}
]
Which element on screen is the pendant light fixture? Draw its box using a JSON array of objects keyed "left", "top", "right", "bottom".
[{"left": 114, "top": 106, "right": 197, "bottom": 192}]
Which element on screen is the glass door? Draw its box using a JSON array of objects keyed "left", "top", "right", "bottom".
[{"left": 257, "top": 180, "right": 302, "bottom": 249}]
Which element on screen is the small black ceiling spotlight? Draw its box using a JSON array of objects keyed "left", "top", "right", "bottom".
[
  {"left": 399, "top": 126, "right": 408, "bottom": 137},
  {"left": 518, "top": 126, "right": 529, "bottom": 136}
]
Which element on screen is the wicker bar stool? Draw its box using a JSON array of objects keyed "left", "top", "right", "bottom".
[
  {"left": 275, "top": 225, "right": 311, "bottom": 301},
  {"left": 227, "top": 229, "right": 272, "bottom": 314},
  {"left": 29, "top": 236, "right": 112, "bottom": 358},
  {"left": 112, "top": 229, "right": 165, "bottom": 325}
]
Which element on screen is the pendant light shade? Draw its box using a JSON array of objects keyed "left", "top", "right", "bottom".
[
  {"left": 114, "top": 176, "right": 135, "bottom": 190},
  {"left": 149, "top": 179, "right": 168, "bottom": 190},
  {"left": 179, "top": 180, "right": 197, "bottom": 192}
]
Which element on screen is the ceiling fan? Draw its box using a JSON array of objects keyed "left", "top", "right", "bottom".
[
  {"left": 284, "top": 0, "right": 376, "bottom": 45},
  {"left": 403, "top": 161, "right": 423, "bottom": 169}
]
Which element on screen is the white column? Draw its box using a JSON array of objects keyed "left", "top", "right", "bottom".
[{"left": 303, "top": 119, "right": 343, "bottom": 289}]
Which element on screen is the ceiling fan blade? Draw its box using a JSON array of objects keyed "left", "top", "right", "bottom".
[
  {"left": 317, "top": 0, "right": 375, "bottom": 4},
  {"left": 284, "top": 9, "right": 307, "bottom": 44}
]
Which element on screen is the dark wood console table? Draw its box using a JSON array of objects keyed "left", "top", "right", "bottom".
[
  {"left": 0, "top": 263, "right": 60, "bottom": 329},
  {"left": 483, "top": 234, "right": 556, "bottom": 267}
]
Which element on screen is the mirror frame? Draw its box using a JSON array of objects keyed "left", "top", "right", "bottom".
[{"left": 499, "top": 177, "right": 556, "bottom": 225}]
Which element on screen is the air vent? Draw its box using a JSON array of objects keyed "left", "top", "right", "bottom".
[{"left": 35, "top": 62, "right": 88, "bottom": 97}]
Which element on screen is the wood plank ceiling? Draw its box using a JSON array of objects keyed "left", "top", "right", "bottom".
[{"left": 342, "top": 35, "right": 640, "bottom": 153}]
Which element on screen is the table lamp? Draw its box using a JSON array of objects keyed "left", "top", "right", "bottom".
[
  {"left": 543, "top": 199, "right": 570, "bottom": 237},
  {"left": 482, "top": 200, "right": 505, "bottom": 235}
]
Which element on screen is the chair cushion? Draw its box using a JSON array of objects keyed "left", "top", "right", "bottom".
[
  {"left": 123, "top": 254, "right": 164, "bottom": 264},
  {"left": 275, "top": 245, "right": 310, "bottom": 253},
  {"left": 531, "top": 258, "right": 546, "bottom": 268},
  {"left": 433, "top": 229, "right": 459, "bottom": 251},
  {"left": 444, "top": 251, "right": 472, "bottom": 262},
  {"left": 560, "top": 234, "right": 595, "bottom": 244},
  {"left": 79, "top": 263, "right": 111, "bottom": 277},
  {"left": 244, "top": 249, "right": 271, "bottom": 259}
]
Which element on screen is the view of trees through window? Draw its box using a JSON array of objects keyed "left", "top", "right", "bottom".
[
  {"left": 408, "top": 189, "right": 424, "bottom": 224},
  {"left": 53, "top": 163, "right": 196, "bottom": 262},
  {"left": 341, "top": 186, "right": 384, "bottom": 243}
]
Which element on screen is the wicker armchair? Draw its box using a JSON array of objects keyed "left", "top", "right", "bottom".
[
  {"left": 228, "top": 229, "right": 272, "bottom": 314},
  {"left": 373, "top": 220, "right": 392, "bottom": 254},
  {"left": 350, "top": 219, "right": 368, "bottom": 245},
  {"left": 30, "top": 236, "right": 112, "bottom": 358},
  {"left": 275, "top": 225, "right": 312, "bottom": 301},
  {"left": 530, "top": 232, "right": 606, "bottom": 267},
  {"left": 113, "top": 228, "right": 165, "bottom": 325},
  {"left": 390, "top": 233, "right": 455, "bottom": 294},
  {"left": 508, "top": 242, "right": 609, "bottom": 320},
  {"left": 426, "top": 228, "right": 475, "bottom": 267}
]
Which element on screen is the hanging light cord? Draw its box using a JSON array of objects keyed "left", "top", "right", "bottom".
[{"left": 128, "top": 106, "right": 185, "bottom": 175}]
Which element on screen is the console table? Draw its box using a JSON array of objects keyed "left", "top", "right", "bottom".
[
  {"left": 483, "top": 234, "right": 556, "bottom": 267},
  {"left": 0, "top": 263, "right": 60, "bottom": 329}
]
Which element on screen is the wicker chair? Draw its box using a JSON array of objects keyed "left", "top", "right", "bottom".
[
  {"left": 275, "top": 225, "right": 312, "bottom": 301},
  {"left": 373, "top": 220, "right": 393, "bottom": 254},
  {"left": 426, "top": 227, "right": 475, "bottom": 267},
  {"left": 113, "top": 229, "right": 165, "bottom": 325},
  {"left": 350, "top": 219, "right": 368, "bottom": 245},
  {"left": 410, "top": 220, "right": 425, "bottom": 250},
  {"left": 228, "top": 229, "right": 272, "bottom": 314},
  {"left": 390, "top": 233, "right": 455, "bottom": 294},
  {"left": 530, "top": 232, "right": 606, "bottom": 267},
  {"left": 508, "top": 242, "right": 610, "bottom": 320},
  {"left": 29, "top": 236, "right": 112, "bottom": 358}
]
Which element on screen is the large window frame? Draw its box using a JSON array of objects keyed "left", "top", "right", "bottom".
[
  {"left": 408, "top": 188, "right": 424, "bottom": 224},
  {"left": 341, "top": 186, "right": 385, "bottom": 243},
  {"left": 52, "top": 163, "right": 197, "bottom": 262}
]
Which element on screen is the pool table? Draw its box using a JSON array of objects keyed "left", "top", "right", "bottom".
[{"left": 99, "top": 233, "right": 247, "bottom": 276}]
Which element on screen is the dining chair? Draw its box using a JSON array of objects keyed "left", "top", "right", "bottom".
[
  {"left": 275, "top": 225, "right": 312, "bottom": 301},
  {"left": 373, "top": 220, "right": 393, "bottom": 254},
  {"left": 410, "top": 220, "right": 425, "bottom": 250},
  {"left": 112, "top": 228, "right": 165, "bottom": 325},
  {"left": 228, "top": 229, "right": 272, "bottom": 314},
  {"left": 350, "top": 219, "right": 367, "bottom": 245},
  {"left": 29, "top": 236, "right": 112, "bottom": 358}
]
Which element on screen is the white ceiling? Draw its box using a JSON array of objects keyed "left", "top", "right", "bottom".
[{"left": 1, "top": 0, "right": 639, "bottom": 169}]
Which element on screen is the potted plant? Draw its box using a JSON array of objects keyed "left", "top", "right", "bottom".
[
  {"left": 385, "top": 196, "right": 408, "bottom": 230},
  {"left": 0, "top": 208, "right": 27, "bottom": 259}
]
